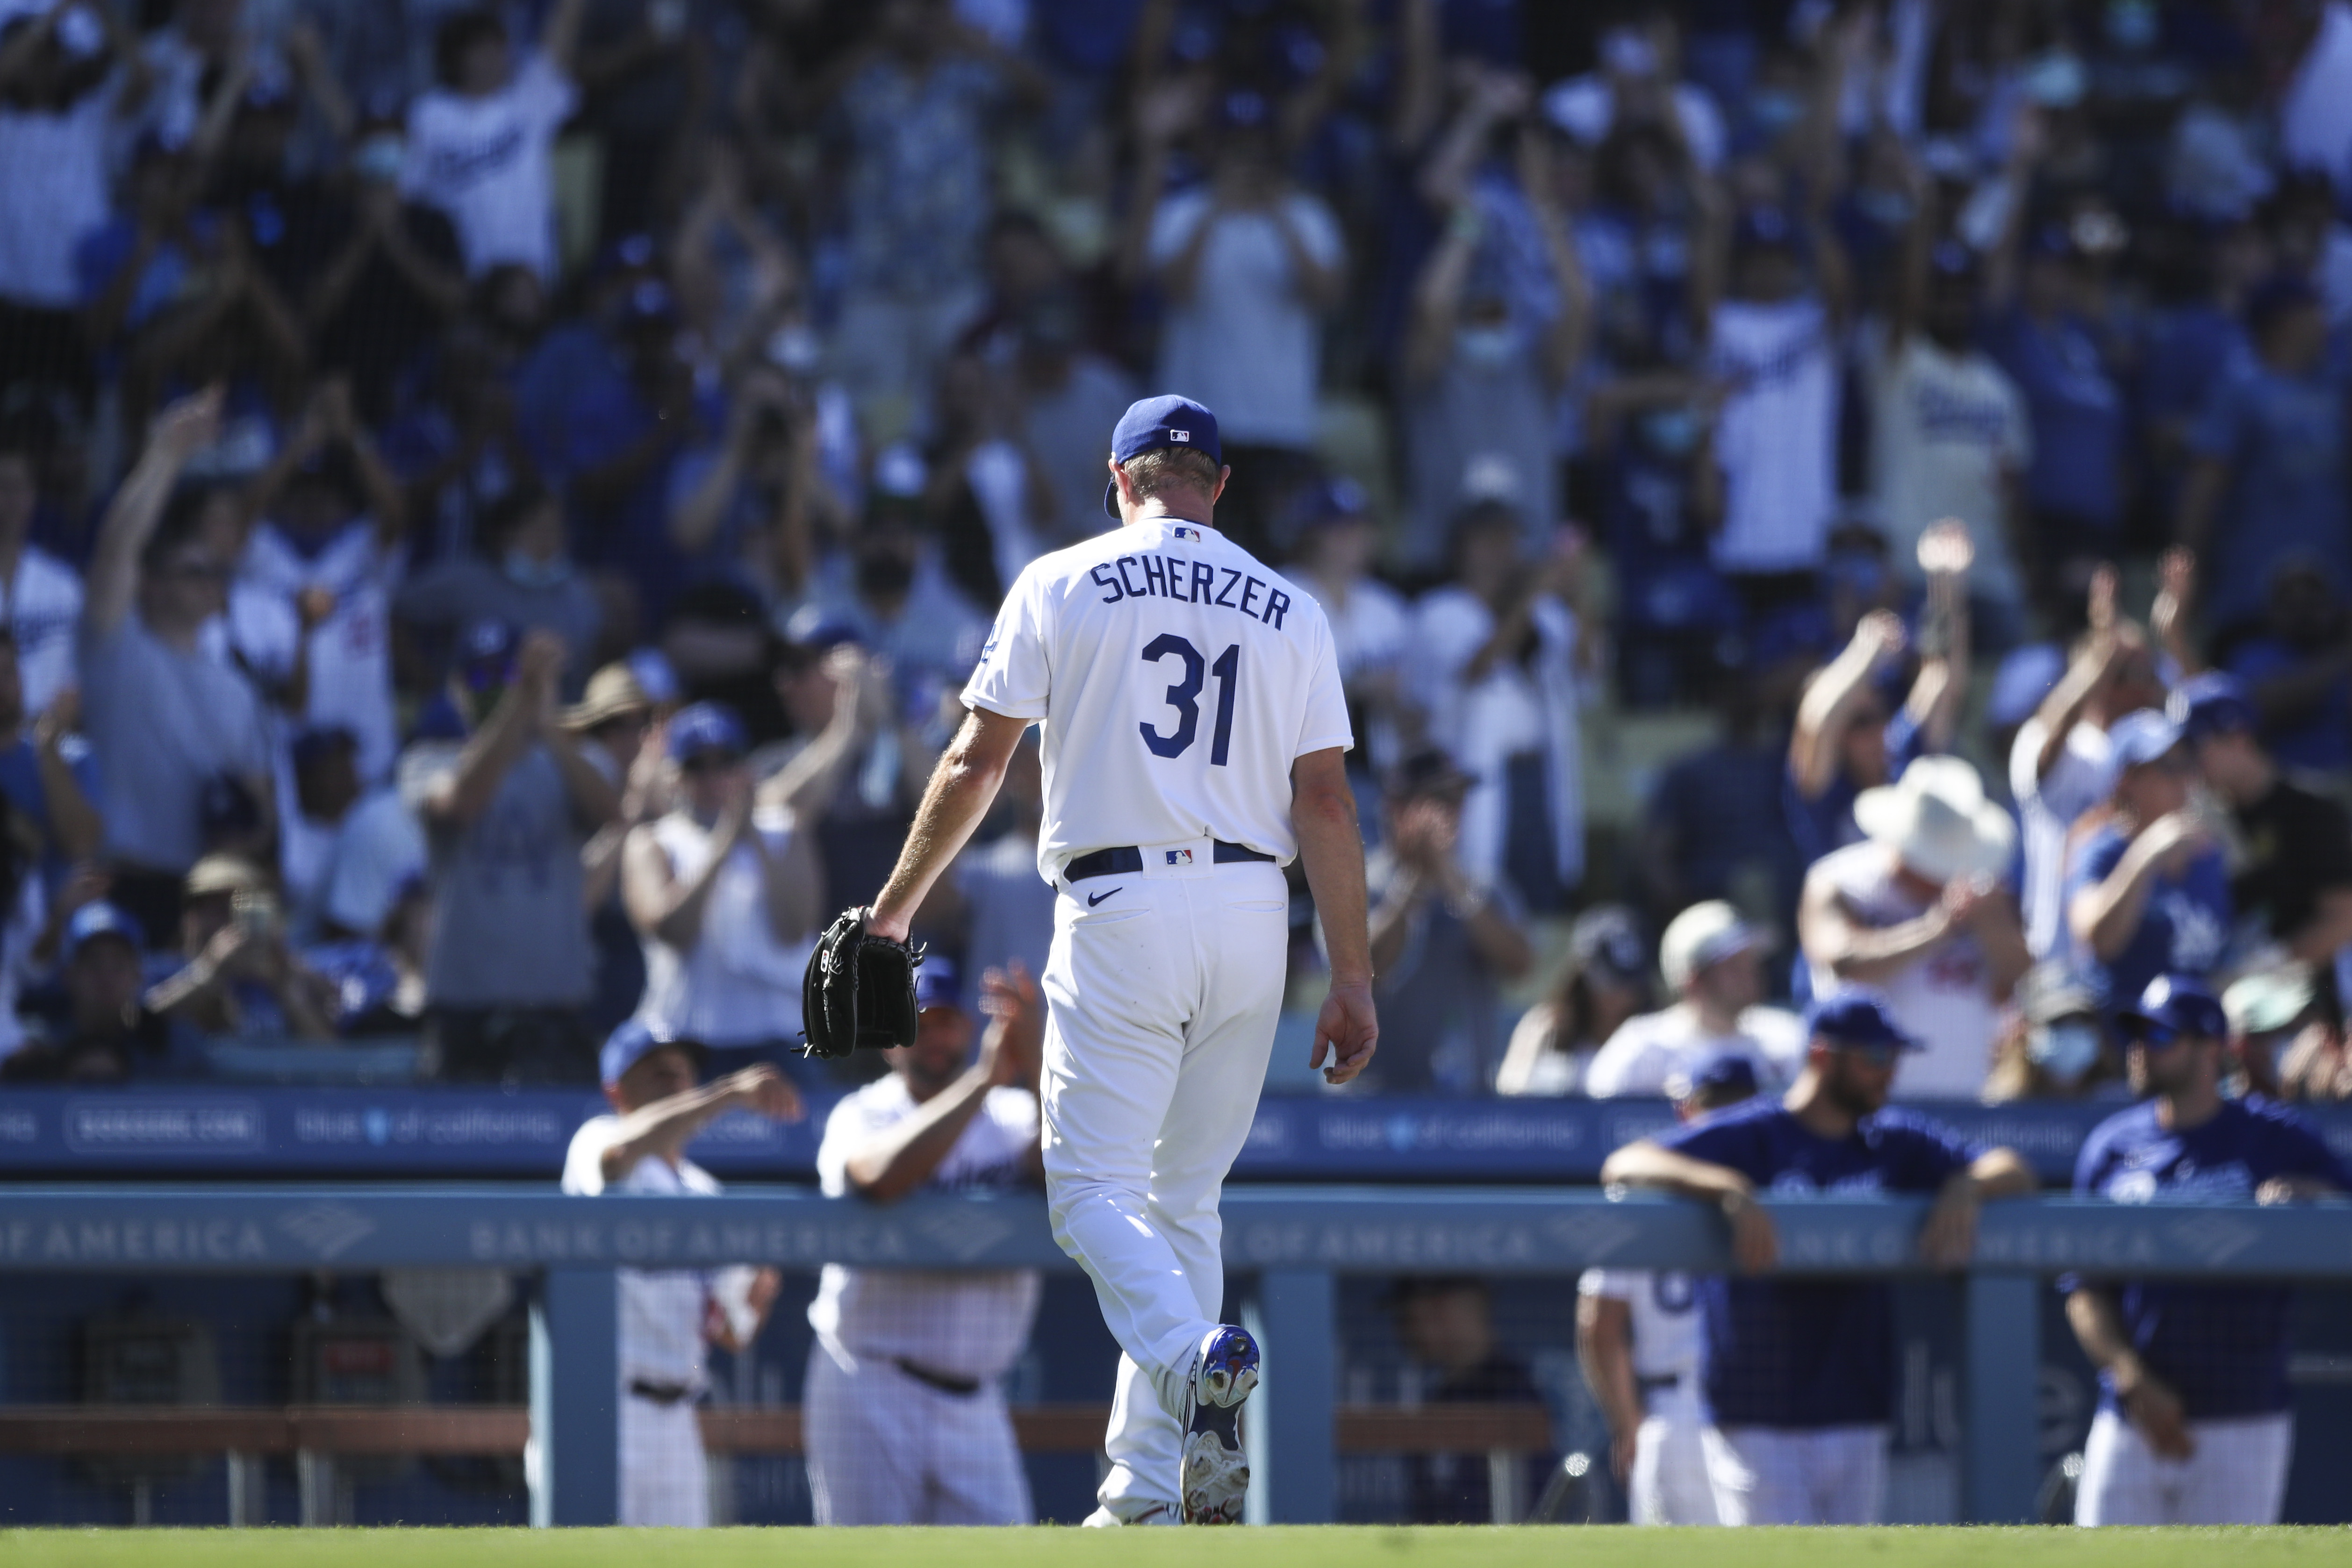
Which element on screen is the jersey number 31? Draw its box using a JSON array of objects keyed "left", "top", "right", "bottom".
[{"left": 1139, "top": 633, "right": 1239, "bottom": 765}]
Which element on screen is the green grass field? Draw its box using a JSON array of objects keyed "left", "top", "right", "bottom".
[{"left": 6, "top": 1528, "right": 2351, "bottom": 1568}]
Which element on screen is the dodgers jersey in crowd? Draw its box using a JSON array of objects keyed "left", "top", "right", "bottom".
[
  {"left": 963, "top": 516, "right": 1353, "bottom": 874},
  {"left": 2070, "top": 1096, "right": 2351, "bottom": 1419},
  {"left": 1657, "top": 1099, "right": 1979, "bottom": 1427}
]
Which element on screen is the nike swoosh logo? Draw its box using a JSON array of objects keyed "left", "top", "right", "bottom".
[{"left": 1087, "top": 888, "right": 1122, "bottom": 907}]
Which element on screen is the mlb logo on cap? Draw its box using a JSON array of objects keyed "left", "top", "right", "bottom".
[
  {"left": 1167, "top": 848, "right": 1194, "bottom": 866},
  {"left": 1104, "top": 395, "right": 1223, "bottom": 518}
]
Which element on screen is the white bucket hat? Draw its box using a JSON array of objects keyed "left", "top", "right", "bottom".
[{"left": 1852, "top": 755, "right": 2017, "bottom": 885}]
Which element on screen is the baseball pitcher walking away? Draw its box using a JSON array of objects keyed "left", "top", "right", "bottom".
[{"left": 856, "top": 394, "right": 1378, "bottom": 1526}]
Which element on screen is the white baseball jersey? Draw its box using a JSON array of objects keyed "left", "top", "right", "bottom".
[
  {"left": 1579, "top": 1269, "right": 1703, "bottom": 1383},
  {"left": 1581, "top": 1267, "right": 1715, "bottom": 1525},
  {"left": 962, "top": 516, "right": 1354, "bottom": 879},
  {"left": 809, "top": 1074, "right": 1042, "bottom": 1382},
  {"left": 1708, "top": 296, "right": 1839, "bottom": 574},
  {"left": 561, "top": 1116, "right": 720, "bottom": 1389}
]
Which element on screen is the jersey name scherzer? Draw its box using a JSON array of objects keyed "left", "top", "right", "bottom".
[{"left": 963, "top": 516, "right": 1353, "bottom": 881}]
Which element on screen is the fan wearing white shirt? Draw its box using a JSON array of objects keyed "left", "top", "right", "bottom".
[
  {"left": 559, "top": 1019, "right": 802, "bottom": 1527},
  {"left": 402, "top": 0, "right": 587, "bottom": 281},
  {"left": 234, "top": 381, "right": 410, "bottom": 784},
  {"left": 1583, "top": 900, "right": 1807, "bottom": 1097},
  {"left": 2007, "top": 569, "right": 2170, "bottom": 959},
  {"left": 1289, "top": 479, "right": 1416, "bottom": 775},
  {"left": 806, "top": 958, "right": 1047, "bottom": 1526}
]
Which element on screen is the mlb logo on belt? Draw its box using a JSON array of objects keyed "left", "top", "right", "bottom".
[{"left": 1166, "top": 848, "right": 1195, "bottom": 866}]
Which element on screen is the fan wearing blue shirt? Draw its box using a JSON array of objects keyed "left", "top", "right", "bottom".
[
  {"left": 1600, "top": 988, "right": 2036, "bottom": 1525},
  {"left": 2064, "top": 974, "right": 2349, "bottom": 1526},
  {"left": 2063, "top": 709, "right": 2230, "bottom": 1008}
]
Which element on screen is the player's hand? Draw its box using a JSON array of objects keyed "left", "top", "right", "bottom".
[
  {"left": 726, "top": 1063, "right": 803, "bottom": 1123},
  {"left": 1721, "top": 1186, "right": 1778, "bottom": 1273},
  {"left": 2116, "top": 1363, "right": 2194, "bottom": 1460},
  {"left": 979, "top": 961, "right": 1045, "bottom": 1093},
  {"left": 1311, "top": 980, "right": 1378, "bottom": 1086},
  {"left": 1917, "top": 1173, "right": 1982, "bottom": 1269}
]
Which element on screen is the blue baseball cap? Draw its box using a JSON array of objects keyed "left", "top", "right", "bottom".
[
  {"left": 1805, "top": 987, "right": 1924, "bottom": 1054},
  {"left": 2117, "top": 973, "right": 2228, "bottom": 1044},
  {"left": 1104, "top": 395, "right": 1221, "bottom": 518},
  {"left": 600, "top": 1018, "right": 706, "bottom": 1085},
  {"left": 64, "top": 902, "right": 144, "bottom": 964},
  {"left": 456, "top": 618, "right": 519, "bottom": 687},
  {"left": 1290, "top": 475, "right": 1370, "bottom": 532},
  {"left": 914, "top": 957, "right": 961, "bottom": 1013},
  {"left": 667, "top": 701, "right": 747, "bottom": 761},
  {"left": 2096, "top": 708, "right": 2187, "bottom": 795},
  {"left": 1665, "top": 1051, "right": 1759, "bottom": 1104},
  {"left": 2168, "top": 673, "right": 2259, "bottom": 742}
]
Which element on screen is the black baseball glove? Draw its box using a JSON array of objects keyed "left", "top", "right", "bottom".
[{"left": 800, "top": 906, "right": 924, "bottom": 1059}]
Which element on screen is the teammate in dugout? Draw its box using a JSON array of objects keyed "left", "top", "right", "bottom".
[
  {"left": 805, "top": 958, "right": 1047, "bottom": 1525},
  {"left": 2064, "top": 973, "right": 2351, "bottom": 1526},
  {"left": 858, "top": 394, "right": 1379, "bottom": 1526},
  {"left": 559, "top": 1019, "right": 803, "bottom": 1527},
  {"left": 1601, "top": 987, "right": 2036, "bottom": 1525},
  {"left": 1578, "top": 1051, "right": 1762, "bottom": 1526}
]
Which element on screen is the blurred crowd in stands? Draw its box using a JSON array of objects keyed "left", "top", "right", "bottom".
[{"left": 3, "top": 0, "right": 2352, "bottom": 1106}]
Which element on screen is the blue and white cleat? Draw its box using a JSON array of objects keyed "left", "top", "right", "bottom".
[{"left": 1179, "top": 1324, "right": 1259, "bottom": 1525}]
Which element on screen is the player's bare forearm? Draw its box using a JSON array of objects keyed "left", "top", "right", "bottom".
[
  {"left": 869, "top": 707, "right": 1030, "bottom": 941},
  {"left": 1600, "top": 1141, "right": 1748, "bottom": 1203},
  {"left": 1575, "top": 1294, "right": 1643, "bottom": 1451},
  {"left": 1293, "top": 748, "right": 1370, "bottom": 985},
  {"left": 599, "top": 1069, "right": 796, "bottom": 1181},
  {"left": 1293, "top": 747, "right": 1379, "bottom": 1083},
  {"left": 2065, "top": 1287, "right": 2145, "bottom": 1386},
  {"left": 843, "top": 1065, "right": 998, "bottom": 1205}
]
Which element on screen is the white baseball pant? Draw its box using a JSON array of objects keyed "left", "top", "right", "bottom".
[
  {"left": 619, "top": 1391, "right": 708, "bottom": 1527},
  {"left": 802, "top": 1343, "right": 1033, "bottom": 1525},
  {"left": 1703, "top": 1424, "right": 1887, "bottom": 1525},
  {"left": 1038, "top": 850, "right": 1289, "bottom": 1516},
  {"left": 1632, "top": 1388, "right": 1717, "bottom": 1524},
  {"left": 2074, "top": 1408, "right": 2293, "bottom": 1526}
]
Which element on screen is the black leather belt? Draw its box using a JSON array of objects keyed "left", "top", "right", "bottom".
[
  {"left": 1064, "top": 841, "right": 1276, "bottom": 882},
  {"left": 892, "top": 1357, "right": 982, "bottom": 1397},
  {"left": 1637, "top": 1373, "right": 1681, "bottom": 1395},
  {"left": 628, "top": 1378, "right": 695, "bottom": 1406}
]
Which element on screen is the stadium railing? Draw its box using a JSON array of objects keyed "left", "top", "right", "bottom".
[{"left": 5, "top": 1185, "right": 2347, "bottom": 1525}]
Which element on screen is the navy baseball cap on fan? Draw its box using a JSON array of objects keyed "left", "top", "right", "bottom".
[
  {"left": 1104, "top": 395, "right": 1221, "bottom": 518},
  {"left": 2116, "top": 974, "right": 2228, "bottom": 1045},
  {"left": 667, "top": 701, "right": 746, "bottom": 762},
  {"left": 2169, "top": 673, "right": 2259, "bottom": 741},
  {"left": 915, "top": 958, "right": 962, "bottom": 1013},
  {"left": 64, "top": 902, "right": 144, "bottom": 964},
  {"left": 456, "top": 619, "right": 519, "bottom": 688},
  {"left": 1665, "top": 1051, "right": 1759, "bottom": 1104},
  {"left": 2094, "top": 708, "right": 2186, "bottom": 796},
  {"left": 1291, "top": 475, "right": 1370, "bottom": 532},
  {"left": 601, "top": 1018, "right": 706, "bottom": 1085},
  {"left": 1805, "top": 987, "right": 1923, "bottom": 1054}
]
